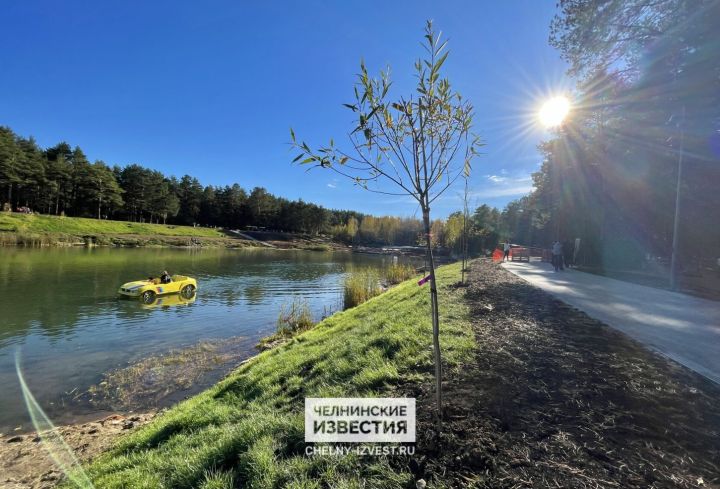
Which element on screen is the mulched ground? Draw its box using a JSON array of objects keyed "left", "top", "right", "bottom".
[{"left": 411, "top": 259, "right": 720, "bottom": 488}]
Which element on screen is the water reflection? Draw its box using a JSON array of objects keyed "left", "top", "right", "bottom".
[
  {"left": 0, "top": 247, "right": 401, "bottom": 430},
  {"left": 139, "top": 292, "right": 196, "bottom": 309}
]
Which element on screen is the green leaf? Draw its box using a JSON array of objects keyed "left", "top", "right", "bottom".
[
  {"left": 367, "top": 105, "right": 381, "bottom": 120},
  {"left": 290, "top": 127, "right": 296, "bottom": 142},
  {"left": 292, "top": 153, "right": 304, "bottom": 163},
  {"left": 434, "top": 51, "right": 449, "bottom": 72}
]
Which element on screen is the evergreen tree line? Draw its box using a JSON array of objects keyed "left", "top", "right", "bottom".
[
  {"left": 0, "top": 127, "right": 427, "bottom": 245},
  {"left": 490, "top": 0, "right": 720, "bottom": 270}
]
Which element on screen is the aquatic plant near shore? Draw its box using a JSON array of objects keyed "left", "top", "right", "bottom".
[
  {"left": 85, "top": 337, "right": 248, "bottom": 410},
  {"left": 383, "top": 263, "right": 416, "bottom": 285},
  {"left": 343, "top": 268, "right": 383, "bottom": 309},
  {"left": 276, "top": 297, "right": 315, "bottom": 335},
  {"left": 257, "top": 298, "right": 317, "bottom": 350}
]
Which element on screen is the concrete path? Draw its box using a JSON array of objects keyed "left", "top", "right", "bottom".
[
  {"left": 502, "top": 260, "right": 720, "bottom": 385},
  {"left": 226, "top": 230, "right": 277, "bottom": 248}
]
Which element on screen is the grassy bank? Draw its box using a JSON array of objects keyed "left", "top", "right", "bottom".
[
  {"left": 0, "top": 214, "right": 347, "bottom": 249},
  {"left": 0, "top": 213, "right": 255, "bottom": 247},
  {"left": 71, "top": 262, "right": 473, "bottom": 488},
  {"left": 0, "top": 213, "right": 224, "bottom": 237}
]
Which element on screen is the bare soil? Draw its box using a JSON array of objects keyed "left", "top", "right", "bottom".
[
  {"left": 0, "top": 413, "right": 155, "bottom": 489},
  {"left": 411, "top": 259, "right": 720, "bottom": 488}
]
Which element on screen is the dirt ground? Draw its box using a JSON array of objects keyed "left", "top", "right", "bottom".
[
  {"left": 410, "top": 259, "right": 720, "bottom": 488},
  {"left": 0, "top": 412, "right": 155, "bottom": 489}
]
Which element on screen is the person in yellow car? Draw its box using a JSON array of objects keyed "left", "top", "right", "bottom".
[{"left": 119, "top": 274, "right": 197, "bottom": 302}]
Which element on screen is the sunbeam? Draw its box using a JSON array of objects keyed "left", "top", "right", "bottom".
[{"left": 15, "top": 351, "right": 94, "bottom": 489}]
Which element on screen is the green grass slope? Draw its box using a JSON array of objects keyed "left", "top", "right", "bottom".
[
  {"left": 0, "top": 213, "right": 224, "bottom": 238},
  {"left": 75, "top": 262, "right": 474, "bottom": 488}
]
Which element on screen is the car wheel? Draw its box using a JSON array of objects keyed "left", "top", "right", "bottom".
[
  {"left": 180, "top": 284, "right": 196, "bottom": 299},
  {"left": 141, "top": 290, "right": 156, "bottom": 304}
]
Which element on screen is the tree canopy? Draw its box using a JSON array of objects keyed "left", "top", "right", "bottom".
[
  {"left": 491, "top": 0, "right": 720, "bottom": 270},
  {"left": 0, "top": 125, "right": 428, "bottom": 244}
]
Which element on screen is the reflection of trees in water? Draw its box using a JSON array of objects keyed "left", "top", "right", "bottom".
[
  {"left": 0, "top": 248, "right": 393, "bottom": 344},
  {"left": 219, "top": 288, "right": 243, "bottom": 307},
  {"left": 243, "top": 284, "right": 266, "bottom": 305},
  {"left": 0, "top": 249, "right": 198, "bottom": 342}
]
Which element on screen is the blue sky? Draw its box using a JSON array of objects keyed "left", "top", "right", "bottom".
[{"left": 1, "top": 1, "right": 570, "bottom": 218}]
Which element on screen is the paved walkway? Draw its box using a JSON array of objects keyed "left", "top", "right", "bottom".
[
  {"left": 502, "top": 260, "right": 720, "bottom": 385},
  {"left": 226, "top": 230, "right": 277, "bottom": 248}
]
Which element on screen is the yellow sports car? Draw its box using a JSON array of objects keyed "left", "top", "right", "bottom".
[{"left": 118, "top": 275, "right": 197, "bottom": 303}]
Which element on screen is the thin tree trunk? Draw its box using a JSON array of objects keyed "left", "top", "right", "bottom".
[
  {"left": 462, "top": 179, "right": 468, "bottom": 283},
  {"left": 422, "top": 204, "right": 442, "bottom": 424}
]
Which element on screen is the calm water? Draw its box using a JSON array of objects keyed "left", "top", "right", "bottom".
[{"left": 0, "top": 247, "right": 396, "bottom": 431}]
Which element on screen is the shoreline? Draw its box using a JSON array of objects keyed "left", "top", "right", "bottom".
[
  {"left": 0, "top": 412, "right": 157, "bottom": 489},
  {"left": 0, "top": 341, "right": 267, "bottom": 488},
  {"left": 0, "top": 213, "right": 348, "bottom": 250},
  {"left": 0, "top": 231, "right": 350, "bottom": 251},
  {"left": 0, "top": 241, "right": 439, "bottom": 488}
]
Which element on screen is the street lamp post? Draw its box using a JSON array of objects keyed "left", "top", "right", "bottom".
[{"left": 669, "top": 105, "right": 686, "bottom": 291}]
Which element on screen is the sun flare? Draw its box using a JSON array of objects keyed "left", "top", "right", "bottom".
[{"left": 539, "top": 96, "right": 571, "bottom": 128}]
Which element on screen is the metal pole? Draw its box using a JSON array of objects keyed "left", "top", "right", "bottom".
[{"left": 669, "top": 105, "right": 686, "bottom": 291}]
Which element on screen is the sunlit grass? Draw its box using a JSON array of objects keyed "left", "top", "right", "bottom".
[
  {"left": 0, "top": 213, "right": 224, "bottom": 238},
  {"left": 69, "top": 262, "right": 475, "bottom": 488}
]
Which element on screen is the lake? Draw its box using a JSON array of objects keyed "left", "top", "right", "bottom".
[{"left": 0, "top": 247, "right": 401, "bottom": 431}]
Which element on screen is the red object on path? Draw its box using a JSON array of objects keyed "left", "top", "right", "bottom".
[
  {"left": 418, "top": 275, "right": 431, "bottom": 286},
  {"left": 492, "top": 249, "right": 503, "bottom": 262}
]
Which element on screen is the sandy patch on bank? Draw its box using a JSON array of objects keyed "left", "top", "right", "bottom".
[{"left": 1, "top": 412, "right": 155, "bottom": 488}]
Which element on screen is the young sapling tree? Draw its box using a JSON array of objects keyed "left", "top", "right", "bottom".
[{"left": 290, "top": 21, "right": 483, "bottom": 426}]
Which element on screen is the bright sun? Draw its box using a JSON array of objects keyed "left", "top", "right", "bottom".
[{"left": 539, "top": 96, "right": 571, "bottom": 128}]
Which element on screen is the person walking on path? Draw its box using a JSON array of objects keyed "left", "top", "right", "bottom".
[
  {"left": 503, "top": 240, "right": 511, "bottom": 262},
  {"left": 552, "top": 240, "right": 564, "bottom": 271}
]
